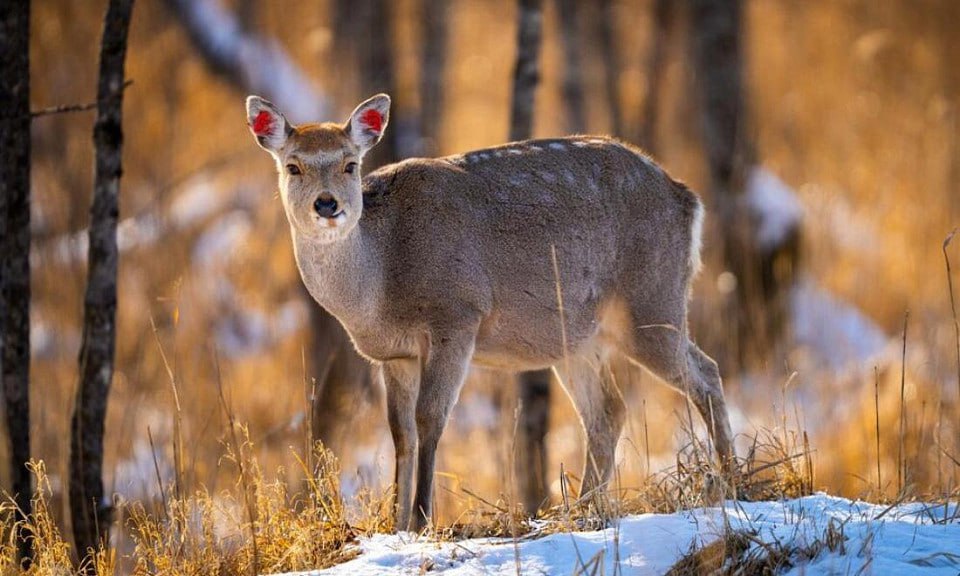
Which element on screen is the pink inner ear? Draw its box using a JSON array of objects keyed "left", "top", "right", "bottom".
[
  {"left": 253, "top": 110, "right": 274, "bottom": 136},
  {"left": 361, "top": 108, "right": 383, "bottom": 133}
]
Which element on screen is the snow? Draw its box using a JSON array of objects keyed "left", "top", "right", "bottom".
[
  {"left": 790, "top": 277, "right": 889, "bottom": 372},
  {"left": 173, "top": 0, "right": 327, "bottom": 122},
  {"left": 745, "top": 167, "right": 804, "bottom": 252},
  {"left": 272, "top": 494, "right": 959, "bottom": 575}
]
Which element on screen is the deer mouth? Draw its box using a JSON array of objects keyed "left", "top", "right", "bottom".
[{"left": 317, "top": 210, "right": 347, "bottom": 228}]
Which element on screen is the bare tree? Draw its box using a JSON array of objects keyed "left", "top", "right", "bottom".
[
  {"left": 419, "top": 0, "right": 450, "bottom": 156},
  {"left": 597, "top": 0, "right": 623, "bottom": 137},
  {"left": 639, "top": 0, "right": 673, "bottom": 153},
  {"left": 508, "top": 0, "right": 553, "bottom": 516},
  {"left": 357, "top": 0, "right": 406, "bottom": 166},
  {"left": 689, "top": 0, "right": 798, "bottom": 368},
  {"left": 161, "top": 0, "right": 327, "bottom": 121},
  {"left": 69, "top": 0, "right": 135, "bottom": 562},
  {"left": 555, "top": 0, "right": 586, "bottom": 134},
  {"left": 162, "top": 0, "right": 374, "bottom": 452},
  {"left": 0, "top": 0, "right": 33, "bottom": 565},
  {"left": 510, "top": 0, "right": 543, "bottom": 142}
]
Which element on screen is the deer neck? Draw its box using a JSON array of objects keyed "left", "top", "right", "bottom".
[{"left": 292, "top": 224, "right": 382, "bottom": 327}]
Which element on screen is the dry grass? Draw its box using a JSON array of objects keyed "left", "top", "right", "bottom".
[
  {"left": 0, "top": 404, "right": 954, "bottom": 575},
  {"left": 11, "top": 0, "right": 960, "bottom": 573}
]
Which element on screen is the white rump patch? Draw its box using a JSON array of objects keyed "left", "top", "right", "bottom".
[{"left": 689, "top": 200, "right": 705, "bottom": 276}]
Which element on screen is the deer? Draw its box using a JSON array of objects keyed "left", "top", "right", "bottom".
[{"left": 245, "top": 93, "right": 736, "bottom": 532}]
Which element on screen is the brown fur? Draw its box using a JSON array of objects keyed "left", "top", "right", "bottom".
[{"left": 246, "top": 94, "right": 735, "bottom": 532}]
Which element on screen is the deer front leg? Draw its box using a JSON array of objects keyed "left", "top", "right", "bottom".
[
  {"left": 410, "top": 329, "right": 476, "bottom": 532},
  {"left": 382, "top": 359, "right": 419, "bottom": 532}
]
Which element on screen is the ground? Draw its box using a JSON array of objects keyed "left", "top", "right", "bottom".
[{"left": 274, "top": 494, "right": 960, "bottom": 575}]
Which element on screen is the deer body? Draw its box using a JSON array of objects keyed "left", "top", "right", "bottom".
[{"left": 247, "top": 94, "right": 735, "bottom": 532}]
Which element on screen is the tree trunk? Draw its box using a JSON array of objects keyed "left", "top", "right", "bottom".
[
  {"left": 509, "top": 0, "right": 552, "bottom": 516},
  {"left": 597, "top": 0, "right": 623, "bottom": 137},
  {"left": 306, "top": 296, "right": 374, "bottom": 448},
  {"left": 418, "top": 0, "right": 450, "bottom": 156},
  {"left": 161, "top": 0, "right": 327, "bottom": 121},
  {"left": 555, "top": 0, "right": 586, "bottom": 134},
  {"left": 639, "top": 0, "right": 673, "bottom": 153},
  {"left": 164, "top": 0, "right": 373, "bottom": 454},
  {"left": 70, "top": 0, "right": 134, "bottom": 563},
  {"left": 357, "top": 0, "right": 404, "bottom": 167},
  {"left": 0, "top": 0, "right": 33, "bottom": 565},
  {"left": 689, "top": 0, "right": 797, "bottom": 369},
  {"left": 509, "top": 0, "right": 543, "bottom": 142},
  {"left": 517, "top": 370, "right": 551, "bottom": 514}
]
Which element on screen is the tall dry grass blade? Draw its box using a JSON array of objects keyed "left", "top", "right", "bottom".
[
  {"left": 213, "top": 349, "right": 260, "bottom": 576},
  {"left": 944, "top": 229, "right": 960, "bottom": 520},
  {"left": 944, "top": 228, "right": 959, "bottom": 405},
  {"left": 550, "top": 244, "right": 571, "bottom": 383},
  {"left": 149, "top": 315, "right": 184, "bottom": 504},
  {"left": 146, "top": 426, "right": 168, "bottom": 521},
  {"left": 899, "top": 310, "right": 909, "bottom": 494},
  {"left": 874, "top": 366, "right": 882, "bottom": 497}
]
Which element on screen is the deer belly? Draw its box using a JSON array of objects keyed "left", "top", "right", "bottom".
[{"left": 472, "top": 301, "right": 603, "bottom": 371}]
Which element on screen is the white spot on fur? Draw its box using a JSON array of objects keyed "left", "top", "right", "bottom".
[
  {"left": 563, "top": 170, "right": 576, "bottom": 185},
  {"left": 573, "top": 141, "right": 589, "bottom": 148},
  {"left": 508, "top": 148, "right": 524, "bottom": 156},
  {"left": 538, "top": 171, "right": 557, "bottom": 183},
  {"left": 548, "top": 142, "right": 566, "bottom": 151},
  {"left": 529, "top": 145, "right": 543, "bottom": 152},
  {"left": 689, "top": 200, "right": 705, "bottom": 276}
]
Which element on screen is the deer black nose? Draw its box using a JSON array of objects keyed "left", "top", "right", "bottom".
[{"left": 313, "top": 194, "right": 340, "bottom": 218}]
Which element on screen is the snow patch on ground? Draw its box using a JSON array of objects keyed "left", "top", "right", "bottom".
[{"left": 272, "top": 494, "right": 959, "bottom": 575}]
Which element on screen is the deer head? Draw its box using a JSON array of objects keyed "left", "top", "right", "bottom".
[{"left": 245, "top": 94, "right": 391, "bottom": 244}]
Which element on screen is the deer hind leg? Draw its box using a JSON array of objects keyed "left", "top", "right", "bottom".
[
  {"left": 684, "top": 343, "right": 735, "bottom": 471},
  {"left": 553, "top": 352, "right": 626, "bottom": 501},
  {"left": 624, "top": 322, "right": 735, "bottom": 472}
]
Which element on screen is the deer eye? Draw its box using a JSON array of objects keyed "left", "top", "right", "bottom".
[
  {"left": 344, "top": 161, "right": 357, "bottom": 175},
  {"left": 286, "top": 164, "right": 302, "bottom": 175}
]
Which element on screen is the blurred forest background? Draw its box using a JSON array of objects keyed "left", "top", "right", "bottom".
[{"left": 4, "top": 0, "right": 960, "bottom": 563}]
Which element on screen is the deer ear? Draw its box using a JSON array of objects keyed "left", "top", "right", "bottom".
[
  {"left": 345, "top": 94, "right": 391, "bottom": 154},
  {"left": 246, "top": 96, "right": 292, "bottom": 153}
]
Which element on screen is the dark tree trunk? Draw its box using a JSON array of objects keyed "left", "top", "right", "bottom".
[
  {"left": 165, "top": 0, "right": 370, "bottom": 453},
  {"left": 306, "top": 295, "right": 374, "bottom": 448},
  {"left": 509, "top": 0, "right": 543, "bottom": 142},
  {"left": 689, "top": 0, "right": 796, "bottom": 369},
  {"left": 357, "top": 0, "right": 405, "bottom": 167},
  {"left": 555, "top": 0, "right": 586, "bottom": 134},
  {"left": 597, "top": 0, "right": 623, "bottom": 137},
  {"left": 509, "top": 0, "right": 552, "bottom": 516},
  {"left": 70, "top": 0, "right": 134, "bottom": 562},
  {"left": 517, "top": 370, "right": 551, "bottom": 514},
  {"left": 418, "top": 0, "right": 450, "bottom": 156},
  {"left": 639, "top": 0, "right": 673, "bottom": 153},
  {"left": 0, "top": 0, "right": 33, "bottom": 565}
]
